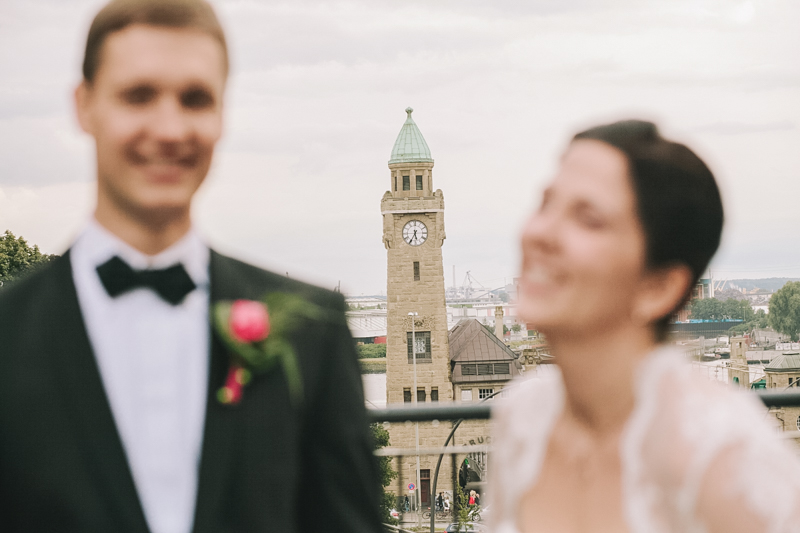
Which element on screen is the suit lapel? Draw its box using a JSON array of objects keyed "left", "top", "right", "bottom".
[
  {"left": 48, "top": 252, "right": 150, "bottom": 533},
  {"left": 192, "top": 251, "right": 248, "bottom": 532}
]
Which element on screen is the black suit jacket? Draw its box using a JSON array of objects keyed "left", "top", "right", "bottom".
[{"left": 0, "top": 251, "right": 382, "bottom": 533}]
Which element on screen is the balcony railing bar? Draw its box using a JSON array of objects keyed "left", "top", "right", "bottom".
[
  {"left": 374, "top": 444, "right": 491, "bottom": 457},
  {"left": 367, "top": 390, "right": 800, "bottom": 423}
]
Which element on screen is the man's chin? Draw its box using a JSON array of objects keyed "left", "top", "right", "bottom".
[{"left": 124, "top": 198, "right": 193, "bottom": 226}]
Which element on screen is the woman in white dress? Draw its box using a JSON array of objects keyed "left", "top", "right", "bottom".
[{"left": 489, "top": 120, "right": 800, "bottom": 533}]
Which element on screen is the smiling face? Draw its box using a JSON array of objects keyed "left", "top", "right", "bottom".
[
  {"left": 76, "top": 24, "right": 225, "bottom": 226},
  {"left": 519, "top": 140, "right": 650, "bottom": 339}
]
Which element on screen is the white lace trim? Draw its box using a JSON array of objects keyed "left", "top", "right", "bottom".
[{"left": 489, "top": 346, "right": 800, "bottom": 533}]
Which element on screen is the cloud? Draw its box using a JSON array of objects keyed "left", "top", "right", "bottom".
[
  {"left": 690, "top": 121, "right": 796, "bottom": 135},
  {"left": 2, "top": 0, "right": 799, "bottom": 292},
  {"left": 0, "top": 182, "right": 94, "bottom": 254}
]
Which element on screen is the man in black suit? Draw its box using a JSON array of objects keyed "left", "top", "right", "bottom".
[{"left": 0, "top": 1, "right": 382, "bottom": 532}]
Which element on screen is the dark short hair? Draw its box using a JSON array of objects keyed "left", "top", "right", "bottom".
[
  {"left": 573, "top": 120, "right": 724, "bottom": 340},
  {"left": 83, "top": 0, "right": 228, "bottom": 83}
]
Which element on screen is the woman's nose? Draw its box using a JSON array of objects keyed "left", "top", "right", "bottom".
[{"left": 521, "top": 209, "right": 559, "bottom": 254}]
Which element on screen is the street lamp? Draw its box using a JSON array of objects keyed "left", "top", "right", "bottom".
[{"left": 409, "top": 311, "right": 421, "bottom": 526}]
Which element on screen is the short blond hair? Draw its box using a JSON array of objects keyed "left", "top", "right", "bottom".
[{"left": 82, "top": 0, "right": 228, "bottom": 82}]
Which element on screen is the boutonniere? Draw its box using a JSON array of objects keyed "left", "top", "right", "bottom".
[{"left": 212, "top": 293, "right": 325, "bottom": 406}]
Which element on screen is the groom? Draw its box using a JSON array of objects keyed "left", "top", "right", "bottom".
[{"left": 0, "top": 1, "right": 381, "bottom": 532}]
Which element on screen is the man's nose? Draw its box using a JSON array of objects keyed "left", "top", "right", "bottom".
[{"left": 149, "top": 96, "right": 191, "bottom": 142}]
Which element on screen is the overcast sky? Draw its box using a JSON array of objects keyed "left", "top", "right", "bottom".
[{"left": 1, "top": 0, "right": 798, "bottom": 295}]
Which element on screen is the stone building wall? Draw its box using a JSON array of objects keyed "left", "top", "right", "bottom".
[{"left": 383, "top": 157, "right": 457, "bottom": 502}]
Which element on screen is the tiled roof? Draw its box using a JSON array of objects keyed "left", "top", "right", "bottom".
[
  {"left": 389, "top": 107, "right": 434, "bottom": 165},
  {"left": 448, "top": 319, "right": 522, "bottom": 383}
]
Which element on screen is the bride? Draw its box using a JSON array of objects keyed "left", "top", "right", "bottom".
[{"left": 489, "top": 120, "right": 800, "bottom": 532}]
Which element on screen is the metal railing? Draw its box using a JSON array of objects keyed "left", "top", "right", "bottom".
[
  {"left": 370, "top": 389, "right": 800, "bottom": 533},
  {"left": 367, "top": 389, "right": 800, "bottom": 424}
]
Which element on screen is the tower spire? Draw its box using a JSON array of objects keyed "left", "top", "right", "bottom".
[{"left": 389, "top": 107, "right": 434, "bottom": 165}]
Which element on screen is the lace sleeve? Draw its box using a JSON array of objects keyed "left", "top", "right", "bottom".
[
  {"left": 693, "top": 437, "right": 800, "bottom": 533},
  {"left": 622, "top": 351, "right": 800, "bottom": 533},
  {"left": 488, "top": 373, "right": 564, "bottom": 533},
  {"left": 488, "top": 393, "right": 518, "bottom": 532}
]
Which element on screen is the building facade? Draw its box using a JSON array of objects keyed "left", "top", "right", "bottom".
[{"left": 382, "top": 108, "right": 456, "bottom": 508}]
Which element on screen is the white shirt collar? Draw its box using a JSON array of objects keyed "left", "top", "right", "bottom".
[{"left": 74, "top": 218, "right": 210, "bottom": 287}]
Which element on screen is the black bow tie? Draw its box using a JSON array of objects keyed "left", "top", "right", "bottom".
[{"left": 96, "top": 255, "right": 197, "bottom": 305}]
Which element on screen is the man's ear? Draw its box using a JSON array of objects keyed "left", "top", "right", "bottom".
[
  {"left": 634, "top": 264, "right": 693, "bottom": 326},
  {"left": 74, "top": 81, "right": 93, "bottom": 135}
]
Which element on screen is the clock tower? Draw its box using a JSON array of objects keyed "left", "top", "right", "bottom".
[{"left": 382, "top": 107, "right": 451, "bottom": 405}]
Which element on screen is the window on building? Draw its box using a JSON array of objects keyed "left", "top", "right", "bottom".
[
  {"left": 460, "top": 362, "right": 509, "bottom": 376},
  {"left": 394, "top": 176, "right": 397, "bottom": 191},
  {"left": 416, "top": 175, "right": 423, "bottom": 190},
  {"left": 790, "top": 377, "right": 794, "bottom": 386},
  {"left": 479, "top": 388, "right": 494, "bottom": 399},
  {"left": 417, "top": 388, "right": 426, "bottom": 402},
  {"left": 402, "top": 175, "right": 410, "bottom": 190},
  {"left": 420, "top": 469, "right": 430, "bottom": 479},
  {"left": 413, "top": 261, "right": 420, "bottom": 281},
  {"left": 403, "top": 388, "right": 412, "bottom": 403},
  {"left": 431, "top": 387, "right": 438, "bottom": 402},
  {"left": 407, "top": 331, "right": 432, "bottom": 363},
  {"left": 461, "top": 389, "right": 473, "bottom": 401},
  {"left": 494, "top": 363, "right": 510, "bottom": 374},
  {"left": 797, "top": 415, "right": 800, "bottom": 431}
]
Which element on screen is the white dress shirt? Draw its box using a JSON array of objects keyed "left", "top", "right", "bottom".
[{"left": 70, "top": 220, "right": 210, "bottom": 533}]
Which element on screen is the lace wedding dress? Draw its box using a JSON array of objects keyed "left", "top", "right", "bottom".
[{"left": 489, "top": 347, "right": 800, "bottom": 533}]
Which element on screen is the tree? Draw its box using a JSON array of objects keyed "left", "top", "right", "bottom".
[
  {"left": 453, "top": 482, "right": 474, "bottom": 531},
  {"left": 0, "top": 230, "right": 57, "bottom": 285},
  {"left": 356, "top": 343, "right": 387, "bottom": 359},
  {"left": 689, "top": 297, "right": 753, "bottom": 321},
  {"left": 721, "top": 298, "right": 753, "bottom": 322},
  {"left": 769, "top": 281, "right": 800, "bottom": 341},
  {"left": 370, "top": 423, "right": 399, "bottom": 525},
  {"left": 511, "top": 324, "right": 522, "bottom": 333},
  {"left": 728, "top": 309, "right": 769, "bottom": 336},
  {"left": 452, "top": 481, "right": 481, "bottom": 531},
  {"left": 689, "top": 298, "right": 724, "bottom": 320}
]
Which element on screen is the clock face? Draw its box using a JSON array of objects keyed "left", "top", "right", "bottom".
[{"left": 402, "top": 220, "right": 428, "bottom": 246}]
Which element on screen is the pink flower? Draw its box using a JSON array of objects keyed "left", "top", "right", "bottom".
[{"left": 229, "top": 299, "right": 270, "bottom": 343}]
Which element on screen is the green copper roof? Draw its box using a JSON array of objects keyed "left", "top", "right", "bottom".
[
  {"left": 389, "top": 107, "right": 434, "bottom": 165},
  {"left": 766, "top": 352, "right": 800, "bottom": 371}
]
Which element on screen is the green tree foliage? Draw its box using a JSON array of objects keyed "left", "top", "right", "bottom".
[
  {"left": 511, "top": 324, "right": 522, "bottom": 333},
  {"left": 357, "top": 343, "right": 387, "bottom": 359},
  {"left": 689, "top": 297, "right": 753, "bottom": 321},
  {"left": 370, "top": 423, "right": 399, "bottom": 525},
  {"left": 769, "top": 281, "right": 800, "bottom": 341},
  {"left": 0, "top": 230, "right": 57, "bottom": 285},
  {"left": 453, "top": 482, "right": 480, "bottom": 531},
  {"left": 728, "top": 309, "right": 769, "bottom": 336}
]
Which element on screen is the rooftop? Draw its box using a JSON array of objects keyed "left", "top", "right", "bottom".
[
  {"left": 448, "top": 319, "right": 522, "bottom": 383},
  {"left": 389, "top": 107, "right": 434, "bottom": 165},
  {"left": 765, "top": 352, "right": 800, "bottom": 372}
]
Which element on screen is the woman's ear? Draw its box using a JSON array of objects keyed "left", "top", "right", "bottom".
[{"left": 633, "top": 264, "right": 693, "bottom": 327}]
